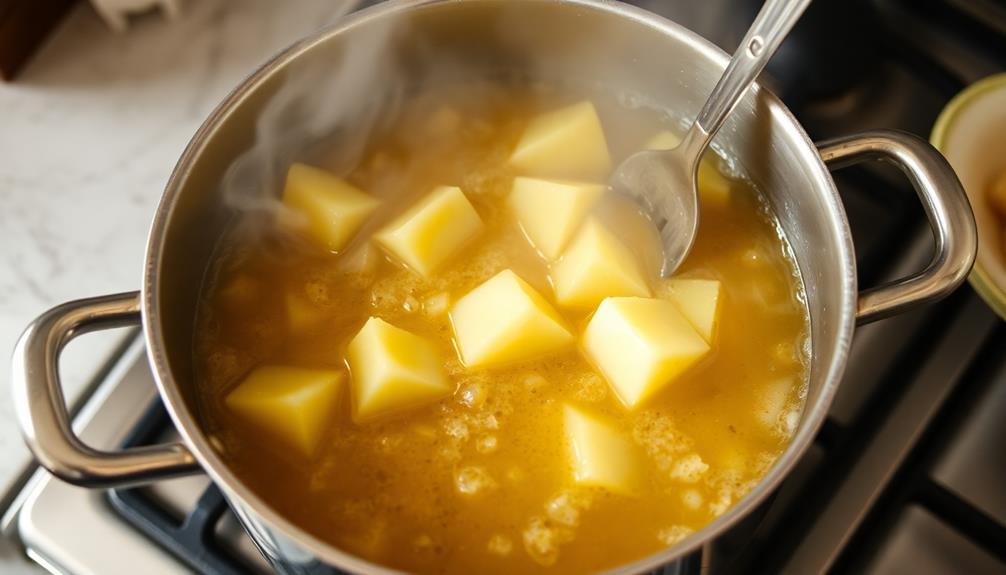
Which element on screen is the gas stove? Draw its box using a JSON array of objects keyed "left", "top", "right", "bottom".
[{"left": 5, "top": 0, "right": 1006, "bottom": 574}]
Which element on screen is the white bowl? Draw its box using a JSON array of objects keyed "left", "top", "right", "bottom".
[{"left": 931, "top": 73, "right": 1006, "bottom": 320}]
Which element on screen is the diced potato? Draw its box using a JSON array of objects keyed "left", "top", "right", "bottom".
[
  {"left": 510, "top": 177, "right": 604, "bottom": 260},
  {"left": 509, "top": 101, "right": 612, "bottom": 181},
  {"left": 551, "top": 219, "right": 651, "bottom": 310},
  {"left": 346, "top": 317, "right": 451, "bottom": 423},
  {"left": 285, "top": 290, "right": 324, "bottom": 333},
  {"left": 450, "top": 269, "right": 574, "bottom": 368},
  {"left": 281, "top": 163, "right": 381, "bottom": 252},
  {"left": 583, "top": 297, "right": 709, "bottom": 409},
  {"left": 989, "top": 171, "right": 1006, "bottom": 217},
  {"left": 659, "top": 278, "right": 722, "bottom": 343},
  {"left": 563, "top": 405, "right": 642, "bottom": 494},
  {"left": 225, "top": 366, "right": 342, "bottom": 456},
  {"left": 375, "top": 186, "right": 484, "bottom": 277},
  {"left": 645, "top": 131, "right": 732, "bottom": 207}
]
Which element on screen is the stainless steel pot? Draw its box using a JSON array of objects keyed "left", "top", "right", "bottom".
[{"left": 11, "top": 1, "right": 977, "bottom": 573}]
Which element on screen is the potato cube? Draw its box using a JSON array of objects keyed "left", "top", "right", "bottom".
[
  {"left": 375, "top": 186, "right": 484, "bottom": 277},
  {"left": 552, "top": 219, "right": 651, "bottom": 310},
  {"left": 645, "top": 131, "right": 732, "bottom": 207},
  {"left": 281, "top": 163, "right": 380, "bottom": 252},
  {"left": 563, "top": 405, "right": 642, "bottom": 494},
  {"left": 510, "top": 177, "right": 604, "bottom": 260},
  {"left": 346, "top": 317, "right": 451, "bottom": 423},
  {"left": 450, "top": 269, "right": 574, "bottom": 368},
  {"left": 660, "top": 278, "right": 722, "bottom": 343},
  {"left": 509, "top": 101, "right": 612, "bottom": 181},
  {"left": 225, "top": 366, "right": 342, "bottom": 456},
  {"left": 583, "top": 297, "right": 709, "bottom": 409}
]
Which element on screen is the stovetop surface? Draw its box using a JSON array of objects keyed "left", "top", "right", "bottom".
[{"left": 8, "top": 0, "right": 1006, "bottom": 574}]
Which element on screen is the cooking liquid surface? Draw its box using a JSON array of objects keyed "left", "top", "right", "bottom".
[{"left": 193, "top": 85, "right": 810, "bottom": 574}]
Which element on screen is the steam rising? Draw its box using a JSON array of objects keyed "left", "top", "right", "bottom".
[{"left": 220, "top": 10, "right": 403, "bottom": 219}]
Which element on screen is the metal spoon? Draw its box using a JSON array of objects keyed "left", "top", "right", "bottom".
[{"left": 611, "top": 0, "right": 812, "bottom": 277}]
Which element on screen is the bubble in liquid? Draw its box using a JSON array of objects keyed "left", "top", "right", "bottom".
[
  {"left": 487, "top": 534, "right": 514, "bottom": 556},
  {"left": 403, "top": 295, "right": 420, "bottom": 313},
  {"left": 682, "top": 489, "right": 703, "bottom": 510},
  {"left": 437, "top": 444, "right": 462, "bottom": 464},
  {"left": 633, "top": 411, "right": 694, "bottom": 474},
  {"left": 783, "top": 410, "right": 800, "bottom": 436},
  {"left": 522, "top": 516, "right": 563, "bottom": 566},
  {"left": 670, "top": 453, "right": 710, "bottom": 483},
  {"left": 523, "top": 373, "right": 548, "bottom": 393},
  {"left": 457, "top": 382, "right": 487, "bottom": 409},
  {"left": 475, "top": 411, "right": 500, "bottom": 431},
  {"left": 443, "top": 415, "right": 470, "bottom": 439},
  {"left": 476, "top": 435, "right": 498, "bottom": 454},
  {"left": 709, "top": 492, "right": 732, "bottom": 516},
  {"left": 455, "top": 465, "right": 497, "bottom": 495},
  {"left": 544, "top": 490, "right": 592, "bottom": 528},
  {"left": 756, "top": 378, "right": 793, "bottom": 431},
  {"left": 657, "top": 525, "right": 694, "bottom": 546},
  {"left": 572, "top": 371, "right": 607, "bottom": 403}
]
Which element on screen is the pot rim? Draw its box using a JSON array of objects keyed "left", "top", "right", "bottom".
[{"left": 142, "top": 0, "right": 857, "bottom": 572}]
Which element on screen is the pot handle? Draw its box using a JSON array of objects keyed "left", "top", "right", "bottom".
[
  {"left": 817, "top": 130, "right": 977, "bottom": 324},
  {"left": 12, "top": 291, "right": 201, "bottom": 488}
]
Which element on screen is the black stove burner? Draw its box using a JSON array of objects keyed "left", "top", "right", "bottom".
[{"left": 105, "top": 401, "right": 256, "bottom": 575}]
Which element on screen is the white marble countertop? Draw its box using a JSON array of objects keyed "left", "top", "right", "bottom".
[{"left": 0, "top": 1, "right": 354, "bottom": 571}]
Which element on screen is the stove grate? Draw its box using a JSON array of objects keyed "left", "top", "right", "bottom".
[{"left": 105, "top": 401, "right": 255, "bottom": 575}]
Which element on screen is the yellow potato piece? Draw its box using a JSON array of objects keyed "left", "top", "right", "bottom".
[
  {"left": 563, "top": 405, "right": 642, "bottom": 495},
  {"left": 583, "top": 297, "right": 709, "bottom": 409},
  {"left": 552, "top": 219, "right": 651, "bottom": 310},
  {"left": 509, "top": 101, "right": 612, "bottom": 181},
  {"left": 660, "top": 278, "right": 722, "bottom": 343},
  {"left": 450, "top": 269, "right": 574, "bottom": 368},
  {"left": 281, "top": 163, "right": 381, "bottom": 252},
  {"left": 346, "top": 317, "right": 451, "bottom": 423},
  {"left": 510, "top": 177, "right": 604, "bottom": 260},
  {"left": 225, "top": 365, "right": 342, "bottom": 456},
  {"left": 375, "top": 186, "right": 484, "bottom": 278},
  {"left": 645, "top": 131, "right": 732, "bottom": 208}
]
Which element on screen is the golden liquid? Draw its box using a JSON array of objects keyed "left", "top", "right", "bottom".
[{"left": 193, "top": 84, "right": 809, "bottom": 574}]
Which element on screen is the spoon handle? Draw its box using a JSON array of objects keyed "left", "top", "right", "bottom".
[{"left": 686, "top": 0, "right": 812, "bottom": 155}]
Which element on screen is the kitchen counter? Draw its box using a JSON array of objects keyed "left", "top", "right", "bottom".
[{"left": 0, "top": 1, "right": 354, "bottom": 571}]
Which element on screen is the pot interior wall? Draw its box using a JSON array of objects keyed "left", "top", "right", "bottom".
[{"left": 150, "top": 0, "right": 852, "bottom": 550}]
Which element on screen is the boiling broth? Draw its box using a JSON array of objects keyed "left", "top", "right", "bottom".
[{"left": 193, "top": 84, "right": 809, "bottom": 574}]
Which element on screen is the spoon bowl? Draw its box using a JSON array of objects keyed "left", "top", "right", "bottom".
[
  {"left": 611, "top": 145, "right": 699, "bottom": 277},
  {"left": 611, "top": 0, "right": 812, "bottom": 277}
]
